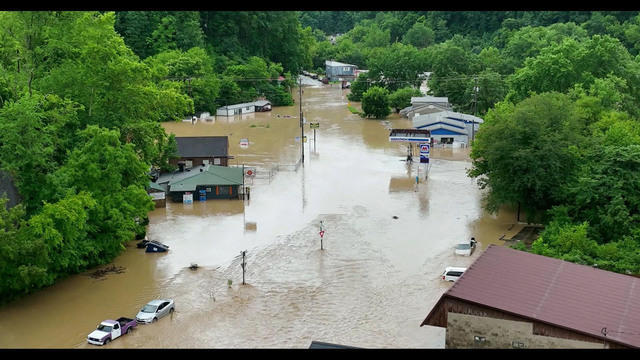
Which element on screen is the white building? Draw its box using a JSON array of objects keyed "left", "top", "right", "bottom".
[
  {"left": 412, "top": 111, "right": 483, "bottom": 146},
  {"left": 216, "top": 102, "right": 257, "bottom": 117},
  {"left": 400, "top": 96, "right": 453, "bottom": 119}
]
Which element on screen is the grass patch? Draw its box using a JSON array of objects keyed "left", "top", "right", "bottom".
[{"left": 347, "top": 104, "right": 361, "bottom": 115}]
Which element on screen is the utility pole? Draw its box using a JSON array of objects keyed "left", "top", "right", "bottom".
[
  {"left": 319, "top": 221, "right": 325, "bottom": 250},
  {"left": 240, "top": 250, "right": 247, "bottom": 285},
  {"left": 472, "top": 77, "right": 477, "bottom": 143},
  {"left": 299, "top": 76, "right": 305, "bottom": 166}
]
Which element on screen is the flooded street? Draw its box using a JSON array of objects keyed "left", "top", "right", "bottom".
[{"left": 0, "top": 84, "right": 519, "bottom": 348}]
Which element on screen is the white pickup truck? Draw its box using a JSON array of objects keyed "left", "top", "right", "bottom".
[{"left": 87, "top": 317, "right": 137, "bottom": 345}]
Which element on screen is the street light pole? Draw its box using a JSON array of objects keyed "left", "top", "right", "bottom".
[{"left": 299, "top": 76, "right": 305, "bottom": 166}]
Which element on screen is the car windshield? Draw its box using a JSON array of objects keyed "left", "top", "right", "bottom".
[
  {"left": 141, "top": 304, "right": 158, "bottom": 313},
  {"left": 97, "top": 324, "right": 112, "bottom": 332},
  {"left": 456, "top": 244, "right": 471, "bottom": 249}
]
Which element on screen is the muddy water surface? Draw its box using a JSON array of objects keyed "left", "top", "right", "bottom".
[{"left": 0, "top": 84, "right": 517, "bottom": 348}]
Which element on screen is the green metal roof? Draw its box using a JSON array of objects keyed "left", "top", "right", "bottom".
[
  {"left": 149, "top": 181, "right": 166, "bottom": 192},
  {"left": 169, "top": 165, "right": 243, "bottom": 192}
]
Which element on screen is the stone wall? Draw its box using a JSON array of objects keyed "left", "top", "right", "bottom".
[{"left": 446, "top": 312, "right": 605, "bottom": 349}]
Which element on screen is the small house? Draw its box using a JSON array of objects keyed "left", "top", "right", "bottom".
[
  {"left": 155, "top": 164, "right": 244, "bottom": 202},
  {"left": 216, "top": 102, "right": 257, "bottom": 117},
  {"left": 170, "top": 136, "right": 230, "bottom": 169},
  {"left": 253, "top": 100, "right": 272, "bottom": 112},
  {"left": 325, "top": 60, "right": 357, "bottom": 82}
]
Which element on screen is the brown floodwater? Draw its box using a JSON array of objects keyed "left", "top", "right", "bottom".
[{"left": 0, "top": 83, "right": 518, "bottom": 348}]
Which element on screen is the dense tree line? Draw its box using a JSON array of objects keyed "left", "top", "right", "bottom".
[
  {"left": 0, "top": 12, "right": 186, "bottom": 303},
  {"left": 114, "top": 11, "right": 307, "bottom": 111}
]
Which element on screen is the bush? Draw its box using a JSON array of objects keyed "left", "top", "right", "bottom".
[{"left": 361, "top": 86, "right": 391, "bottom": 119}]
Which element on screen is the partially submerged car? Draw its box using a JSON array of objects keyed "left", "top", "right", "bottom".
[
  {"left": 136, "top": 299, "right": 175, "bottom": 324},
  {"left": 454, "top": 238, "right": 477, "bottom": 256},
  {"left": 87, "top": 317, "right": 137, "bottom": 345},
  {"left": 441, "top": 267, "right": 467, "bottom": 282}
]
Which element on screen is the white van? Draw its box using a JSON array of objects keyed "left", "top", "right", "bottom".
[{"left": 442, "top": 267, "right": 467, "bottom": 282}]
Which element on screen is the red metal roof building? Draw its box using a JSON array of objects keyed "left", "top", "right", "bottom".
[{"left": 421, "top": 245, "right": 640, "bottom": 348}]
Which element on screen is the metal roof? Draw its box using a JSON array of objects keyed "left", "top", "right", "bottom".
[
  {"left": 253, "top": 100, "right": 271, "bottom": 107},
  {"left": 422, "top": 245, "right": 640, "bottom": 348},
  {"left": 413, "top": 111, "right": 484, "bottom": 129},
  {"left": 175, "top": 136, "right": 228, "bottom": 158},
  {"left": 168, "top": 165, "right": 243, "bottom": 192},
  {"left": 325, "top": 60, "right": 357, "bottom": 68},
  {"left": 411, "top": 96, "right": 450, "bottom": 104}
]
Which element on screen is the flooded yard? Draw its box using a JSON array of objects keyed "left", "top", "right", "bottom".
[{"left": 0, "top": 84, "right": 518, "bottom": 348}]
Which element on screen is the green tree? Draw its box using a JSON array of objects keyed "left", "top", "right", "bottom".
[
  {"left": 468, "top": 92, "right": 584, "bottom": 221},
  {"left": 388, "top": 87, "right": 423, "bottom": 112},
  {"left": 361, "top": 86, "right": 390, "bottom": 119},
  {"left": 347, "top": 73, "right": 371, "bottom": 102},
  {"left": 402, "top": 22, "right": 435, "bottom": 49}
]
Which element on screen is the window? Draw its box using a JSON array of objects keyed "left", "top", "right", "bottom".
[
  {"left": 114, "top": 323, "right": 119, "bottom": 329},
  {"left": 447, "top": 271, "right": 463, "bottom": 277},
  {"left": 214, "top": 158, "right": 221, "bottom": 165}
]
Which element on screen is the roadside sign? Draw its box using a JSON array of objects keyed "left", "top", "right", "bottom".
[
  {"left": 295, "top": 136, "right": 300, "bottom": 142},
  {"left": 310, "top": 122, "right": 319, "bottom": 129},
  {"left": 303, "top": 136, "right": 307, "bottom": 143},
  {"left": 420, "top": 144, "right": 430, "bottom": 154}
]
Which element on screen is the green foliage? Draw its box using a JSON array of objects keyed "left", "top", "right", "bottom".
[
  {"left": 468, "top": 92, "right": 583, "bottom": 220},
  {"left": 361, "top": 86, "right": 390, "bottom": 119},
  {"left": 402, "top": 22, "right": 435, "bottom": 48},
  {"left": 347, "top": 73, "right": 371, "bottom": 102},
  {"left": 388, "top": 87, "right": 423, "bottom": 112},
  {"left": 366, "top": 43, "right": 428, "bottom": 92}
]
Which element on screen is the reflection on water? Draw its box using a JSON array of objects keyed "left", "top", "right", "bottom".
[{"left": 0, "top": 85, "right": 520, "bottom": 349}]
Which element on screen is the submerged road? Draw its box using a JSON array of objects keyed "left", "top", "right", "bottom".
[{"left": 0, "top": 84, "right": 519, "bottom": 348}]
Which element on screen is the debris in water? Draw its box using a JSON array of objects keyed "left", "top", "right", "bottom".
[
  {"left": 88, "top": 265, "right": 126, "bottom": 279},
  {"left": 189, "top": 263, "right": 199, "bottom": 271},
  {"left": 392, "top": 216, "right": 399, "bottom": 219}
]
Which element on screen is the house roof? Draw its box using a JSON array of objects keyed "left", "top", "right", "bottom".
[
  {"left": 413, "top": 111, "right": 483, "bottom": 129},
  {"left": 421, "top": 245, "right": 640, "bottom": 348},
  {"left": 217, "top": 102, "right": 256, "bottom": 110},
  {"left": 325, "top": 60, "right": 357, "bottom": 68},
  {"left": 148, "top": 181, "right": 166, "bottom": 192},
  {"left": 175, "top": 136, "right": 228, "bottom": 158},
  {"left": 411, "top": 96, "right": 450, "bottom": 104},
  {"left": 0, "top": 170, "right": 20, "bottom": 209},
  {"left": 168, "top": 165, "right": 243, "bottom": 192},
  {"left": 253, "top": 100, "right": 271, "bottom": 107}
]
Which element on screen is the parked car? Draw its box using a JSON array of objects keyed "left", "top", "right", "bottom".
[
  {"left": 136, "top": 299, "right": 175, "bottom": 324},
  {"left": 442, "top": 267, "right": 467, "bottom": 282},
  {"left": 454, "top": 238, "right": 477, "bottom": 256},
  {"left": 87, "top": 317, "right": 137, "bottom": 345}
]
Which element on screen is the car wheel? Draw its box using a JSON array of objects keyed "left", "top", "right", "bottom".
[
  {"left": 126, "top": 328, "right": 131, "bottom": 334},
  {"left": 104, "top": 338, "right": 110, "bottom": 345},
  {"left": 152, "top": 317, "right": 158, "bottom": 323},
  {"left": 169, "top": 307, "right": 174, "bottom": 313}
]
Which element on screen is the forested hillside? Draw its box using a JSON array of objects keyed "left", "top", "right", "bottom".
[{"left": 2, "top": 10, "right": 640, "bottom": 304}]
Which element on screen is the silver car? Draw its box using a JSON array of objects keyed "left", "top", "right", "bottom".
[{"left": 135, "top": 299, "right": 175, "bottom": 324}]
